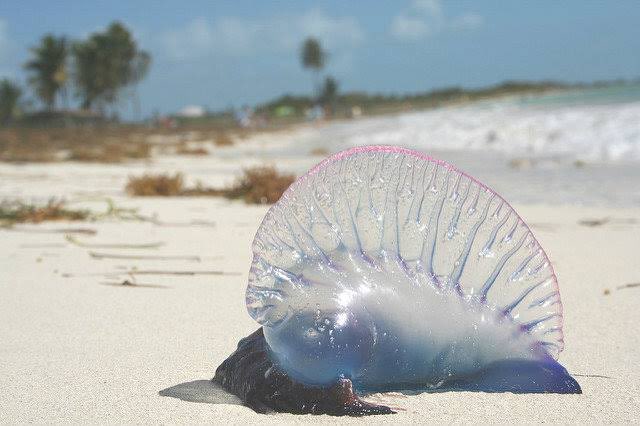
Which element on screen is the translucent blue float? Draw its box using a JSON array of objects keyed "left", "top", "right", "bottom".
[{"left": 245, "top": 145, "right": 579, "bottom": 394}]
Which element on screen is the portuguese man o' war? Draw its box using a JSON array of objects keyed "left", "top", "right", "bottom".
[{"left": 214, "top": 145, "right": 581, "bottom": 416}]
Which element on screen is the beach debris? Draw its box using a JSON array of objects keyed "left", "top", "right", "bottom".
[
  {"left": 64, "top": 269, "right": 239, "bottom": 278},
  {"left": 579, "top": 217, "right": 610, "bottom": 227},
  {"left": 90, "top": 198, "right": 158, "bottom": 223},
  {"left": 215, "top": 146, "right": 581, "bottom": 416},
  {"left": 508, "top": 156, "right": 567, "bottom": 170},
  {"left": 617, "top": 283, "right": 640, "bottom": 291},
  {"left": 65, "top": 234, "right": 164, "bottom": 249},
  {"left": 74, "top": 197, "right": 215, "bottom": 227},
  {"left": 175, "top": 141, "right": 209, "bottom": 156},
  {"left": 116, "top": 269, "right": 240, "bottom": 276},
  {"left": 152, "top": 219, "right": 217, "bottom": 228},
  {"left": 68, "top": 142, "right": 151, "bottom": 163},
  {"left": 125, "top": 173, "right": 185, "bottom": 196},
  {"left": 213, "top": 132, "right": 234, "bottom": 147},
  {"left": 219, "top": 166, "right": 295, "bottom": 204},
  {"left": 578, "top": 217, "right": 637, "bottom": 227},
  {"left": 0, "top": 199, "right": 90, "bottom": 225},
  {"left": 89, "top": 251, "right": 202, "bottom": 262},
  {"left": 508, "top": 157, "right": 536, "bottom": 169},
  {"left": 0, "top": 196, "right": 165, "bottom": 228},
  {"left": 100, "top": 279, "right": 168, "bottom": 289},
  {"left": 126, "top": 166, "right": 295, "bottom": 204},
  {"left": 7, "top": 227, "right": 96, "bottom": 235},
  {"left": 603, "top": 289, "right": 611, "bottom": 295}
]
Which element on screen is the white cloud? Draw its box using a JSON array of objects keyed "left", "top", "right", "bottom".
[
  {"left": 390, "top": 0, "right": 483, "bottom": 41},
  {"left": 162, "top": 18, "right": 218, "bottom": 59},
  {"left": 390, "top": 15, "right": 430, "bottom": 41},
  {"left": 161, "top": 9, "right": 365, "bottom": 61}
]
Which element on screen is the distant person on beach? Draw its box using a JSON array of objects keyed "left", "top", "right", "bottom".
[{"left": 236, "top": 105, "right": 254, "bottom": 128}]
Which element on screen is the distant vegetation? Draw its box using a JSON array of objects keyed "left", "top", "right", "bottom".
[
  {"left": 24, "top": 35, "right": 69, "bottom": 112},
  {"left": 256, "top": 80, "right": 595, "bottom": 120},
  {"left": 0, "top": 23, "right": 637, "bottom": 167},
  {"left": 0, "top": 122, "right": 248, "bottom": 163},
  {"left": 0, "top": 125, "right": 153, "bottom": 163},
  {"left": 0, "top": 79, "right": 22, "bottom": 125},
  {"left": 0, "top": 21, "right": 150, "bottom": 126},
  {"left": 73, "top": 23, "right": 150, "bottom": 115}
]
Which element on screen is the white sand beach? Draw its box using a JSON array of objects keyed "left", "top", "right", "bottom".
[{"left": 1, "top": 98, "right": 640, "bottom": 423}]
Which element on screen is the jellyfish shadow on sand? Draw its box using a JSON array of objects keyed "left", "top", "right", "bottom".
[{"left": 159, "top": 380, "right": 243, "bottom": 407}]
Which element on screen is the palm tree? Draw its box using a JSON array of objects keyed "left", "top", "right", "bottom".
[
  {"left": 0, "top": 79, "right": 22, "bottom": 125},
  {"left": 72, "top": 38, "right": 100, "bottom": 111},
  {"left": 73, "top": 22, "right": 151, "bottom": 117},
  {"left": 300, "top": 38, "right": 326, "bottom": 100},
  {"left": 24, "top": 35, "right": 68, "bottom": 111}
]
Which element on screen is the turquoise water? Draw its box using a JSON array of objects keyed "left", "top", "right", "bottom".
[{"left": 515, "top": 83, "right": 640, "bottom": 108}]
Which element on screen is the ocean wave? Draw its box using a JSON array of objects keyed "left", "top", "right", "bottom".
[
  {"left": 371, "top": 101, "right": 640, "bottom": 162},
  {"left": 250, "top": 99, "right": 640, "bottom": 163}
]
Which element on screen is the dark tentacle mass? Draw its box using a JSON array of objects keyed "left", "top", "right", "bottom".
[{"left": 213, "top": 328, "right": 394, "bottom": 416}]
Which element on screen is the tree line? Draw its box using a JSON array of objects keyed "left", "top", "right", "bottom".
[{"left": 0, "top": 21, "right": 150, "bottom": 125}]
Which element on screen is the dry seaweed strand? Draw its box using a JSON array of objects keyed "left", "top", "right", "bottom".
[
  {"left": 62, "top": 270, "right": 239, "bottom": 277},
  {"left": 617, "top": 283, "right": 640, "bottom": 290},
  {"left": 100, "top": 280, "right": 169, "bottom": 289},
  {"left": 65, "top": 235, "right": 164, "bottom": 249},
  {"left": 89, "top": 251, "right": 202, "bottom": 261},
  {"left": 0, "top": 199, "right": 90, "bottom": 225},
  {"left": 125, "top": 166, "right": 295, "bottom": 204}
]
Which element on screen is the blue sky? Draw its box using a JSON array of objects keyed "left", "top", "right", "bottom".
[{"left": 1, "top": 0, "right": 639, "bottom": 116}]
